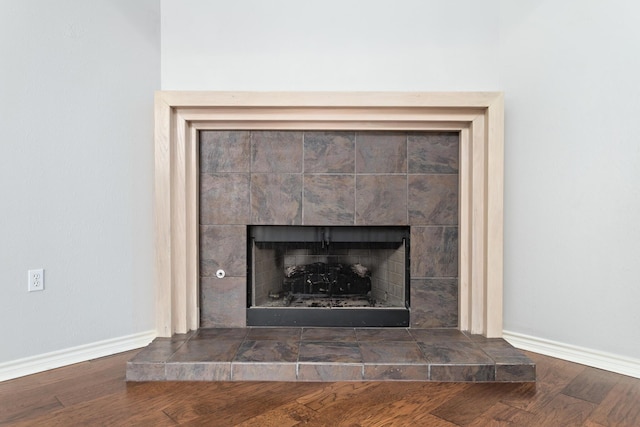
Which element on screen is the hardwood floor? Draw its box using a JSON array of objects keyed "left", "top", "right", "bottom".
[{"left": 1, "top": 349, "right": 639, "bottom": 426}]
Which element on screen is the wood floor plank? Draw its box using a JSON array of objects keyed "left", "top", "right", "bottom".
[
  {"left": 431, "top": 383, "right": 522, "bottom": 426},
  {"left": 163, "top": 381, "right": 326, "bottom": 425},
  {"left": 322, "top": 396, "right": 460, "bottom": 426},
  {"left": 562, "top": 366, "right": 622, "bottom": 404},
  {"left": 233, "top": 401, "right": 320, "bottom": 426},
  {"left": 8, "top": 393, "right": 177, "bottom": 427},
  {"left": 333, "top": 383, "right": 470, "bottom": 425},
  {"left": 0, "top": 351, "right": 134, "bottom": 395},
  {"left": 587, "top": 374, "right": 640, "bottom": 427},
  {"left": 0, "top": 352, "right": 138, "bottom": 425},
  {"left": 9, "top": 380, "right": 208, "bottom": 426},
  {"left": 272, "top": 382, "right": 466, "bottom": 426},
  {"left": 526, "top": 393, "right": 597, "bottom": 426},
  {"left": 295, "top": 381, "right": 382, "bottom": 411},
  {"left": 0, "top": 395, "right": 63, "bottom": 425},
  {"left": 465, "top": 401, "right": 538, "bottom": 426},
  {"left": 0, "top": 376, "right": 121, "bottom": 422},
  {"left": 138, "top": 381, "right": 265, "bottom": 425},
  {"left": 499, "top": 350, "right": 585, "bottom": 413},
  {"left": 52, "top": 364, "right": 129, "bottom": 407}
]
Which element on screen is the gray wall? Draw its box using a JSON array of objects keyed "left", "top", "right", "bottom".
[
  {"left": 0, "top": 0, "right": 159, "bottom": 363},
  {"left": 500, "top": 0, "right": 640, "bottom": 358},
  {"left": 2, "top": 0, "right": 639, "bottom": 369}
]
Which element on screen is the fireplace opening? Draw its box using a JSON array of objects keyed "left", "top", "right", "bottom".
[{"left": 247, "top": 225, "right": 410, "bottom": 327}]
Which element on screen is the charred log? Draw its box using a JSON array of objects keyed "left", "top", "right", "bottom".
[{"left": 283, "top": 262, "right": 371, "bottom": 296}]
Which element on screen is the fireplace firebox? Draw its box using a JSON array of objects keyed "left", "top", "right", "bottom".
[{"left": 247, "top": 225, "right": 410, "bottom": 327}]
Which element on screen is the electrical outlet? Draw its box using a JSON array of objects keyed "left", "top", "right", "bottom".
[{"left": 28, "top": 269, "right": 44, "bottom": 292}]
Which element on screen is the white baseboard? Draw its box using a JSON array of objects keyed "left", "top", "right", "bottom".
[
  {"left": 0, "top": 330, "right": 156, "bottom": 382},
  {"left": 503, "top": 330, "right": 640, "bottom": 379}
]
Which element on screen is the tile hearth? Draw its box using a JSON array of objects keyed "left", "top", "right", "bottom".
[{"left": 127, "top": 327, "right": 535, "bottom": 382}]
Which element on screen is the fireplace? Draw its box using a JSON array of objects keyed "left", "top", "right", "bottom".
[
  {"left": 128, "top": 92, "right": 538, "bottom": 384},
  {"left": 247, "top": 225, "right": 410, "bottom": 327},
  {"left": 153, "top": 92, "right": 505, "bottom": 338}
]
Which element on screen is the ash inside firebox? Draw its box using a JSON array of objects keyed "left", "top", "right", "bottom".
[{"left": 260, "top": 262, "right": 395, "bottom": 308}]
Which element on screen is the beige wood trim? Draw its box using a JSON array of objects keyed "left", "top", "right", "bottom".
[
  {"left": 192, "top": 121, "right": 470, "bottom": 131},
  {"left": 154, "top": 94, "right": 172, "bottom": 338},
  {"left": 176, "top": 107, "right": 482, "bottom": 123},
  {"left": 154, "top": 92, "right": 504, "bottom": 338},
  {"left": 485, "top": 94, "right": 505, "bottom": 337},
  {"left": 470, "top": 115, "right": 487, "bottom": 335},
  {"left": 458, "top": 126, "right": 471, "bottom": 333},
  {"left": 172, "top": 110, "right": 188, "bottom": 334},
  {"left": 158, "top": 91, "right": 503, "bottom": 108},
  {"left": 186, "top": 124, "right": 199, "bottom": 331}
]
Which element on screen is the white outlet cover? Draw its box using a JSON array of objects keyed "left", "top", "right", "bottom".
[{"left": 28, "top": 269, "right": 44, "bottom": 292}]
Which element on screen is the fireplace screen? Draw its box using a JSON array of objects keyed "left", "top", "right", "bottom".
[{"left": 247, "top": 225, "right": 410, "bottom": 327}]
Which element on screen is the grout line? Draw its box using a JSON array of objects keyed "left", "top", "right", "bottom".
[
  {"left": 354, "top": 132, "right": 358, "bottom": 225},
  {"left": 406, "top": 132, "right": 410, "bottom": 225}
]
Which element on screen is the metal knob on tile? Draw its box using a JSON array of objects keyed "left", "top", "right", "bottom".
[{"left": 216, "top": 269, "right": 225, "bottom": 279}]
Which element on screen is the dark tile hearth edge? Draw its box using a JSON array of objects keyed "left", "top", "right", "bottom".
[{"left": 127, "top": 328, "right": 536, "bottom": 383}]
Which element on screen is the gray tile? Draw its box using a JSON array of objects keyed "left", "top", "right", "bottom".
[
  {"left": 478, "top": 340, "right": 534, "bottom": 364},
  {"left": 252, "top": 131, "right": 303, "bottom": 173},
  {"left": 363, "top": 364, "right": 429, "bottom": 381},
  {"left": 304, "top": 131, "right": 355, "bottom": 173},
  {"left": 418, "top": 342, "right": 493, "bottom": 364},
  {"left": 299, "top": 342, "right": 362, "bottom": 363},
  {"left": 200, "top": 225, "right": 246, "bottom": 277},
  {"left": 161, "top": 331, "right": 196, "bottom": 342},
  {"left": 303, "top": 175, "right": 355, "bottom": 225},
  {"left": 356, "top": 132, "right": 407, "bottom": 173},
  {"left": 165, "top": 362, "right": 231, "bottom": 381},
  {"left": 301, "top": 328, "right": 357, "bottom": 342},
  {"left": 359, "top": 342, "right": 428, "bottom": 364},
  {"left": 430, "top": 364, "right": 495, "bottom": 382},
  {"left": 168, "top": 339, "right": 243, "bottom": 362},
  {"left": 192, "top": 328, "right": 248, "bottom": 341},
  {"left": 496, "top": 363, "right": 536, "bottom": 382},
  {"left": 355, "top": 175, "right": 407, "bottom": 225},
  {"left": 200, "top": 131, "right": 251, "bottom": 173},
  {"left": 355, "top": 328, "right": 413, "bottom": 342},
  {"left": 234, "top": 340, "right": 299, "bottom": 363},
  {"left": 251, "top": 173, "right": 302, "bottom": 225},
  {"left": 410, "top": 227, "right": 458, "bottom": 278},
  {"left": 200, "top": 277, "right": 246, "bottom": 328},
  {"left": 409, "top": 329, "right": 470, "bottom": 344},
  {"left": 232, "top": 362, "right": 297, "bottom": 381},
  {"left": 125, "top": 362, "right": 165, "bottom": 381},
  {"left": 408, "top": 175, "right": 458, "bottom": 225},
  {"left": 408, "top": 132, "right": 459, "bottom": 174},
  {"left": 410, "top": 279, "right": 458, "bottom": 329},
  {"left": 128, "top": 339, "right": 184, "bottom": 363},
  {"left": 298, "top": 363, "right": 363, "bottom": 381},
  {"left": 200, "top": 173, "right": 250, "bottom": 225},
  {"left": 246, "top": 327, "right": 302, "bottom": 341}
]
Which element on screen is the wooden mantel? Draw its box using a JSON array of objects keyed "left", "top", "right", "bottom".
[{"left": 154, "top": 92, "right": 504, "bottom": 338}]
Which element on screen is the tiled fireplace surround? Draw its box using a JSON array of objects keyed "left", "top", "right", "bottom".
[
  {"left": 127, "top": 92, "right": 535, "bottom": 382},
  {"left": 199, "top": 130, "right": 459, "bottom": 328}
]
